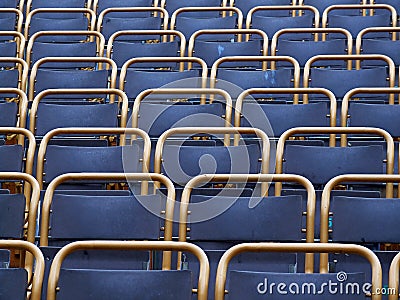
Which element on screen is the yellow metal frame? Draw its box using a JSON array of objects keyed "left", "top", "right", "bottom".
[
  {"left": 389, "top": 251, "right": 400, "bottom": 300},
  {"left": 321, "top": 174, "right": 400, "bottom": 275},
  {"left": 341, "top": 88, "right": 400, "bottom": 145},
  {"left": 235, "top": 88, "right": 337, "bottom": 143},
  {"left": 25, "top": 8, "right": 96, "bottom": 39},
  {"left": 132, "top": 88, "right": 233, "bottom": 134},
  {"left": 215, "top": 242, "right": 382, "bottom": 300},
  {"left": 170, "top": 7, "right": 244, "bottom": 38},
  {"left": 0, "top": 8, "right": 23, "bottom": 33},
  {"left": 246, "top": 5, "right": 320, "bottom": 26},
  {"left": 119, "top": 57, "right": 208, "bottom": 94},
  {"left": 30, "top": 88, "right": 129, "bottom": 136},
  {"left": 36, "top": 127, "right": 151, "bottom": 189},
  {"left": 303, "top": 54, "right": 396, "bottom": 103},
  {"left": 107, "top": 29, "right": 186, "bottom": 60},
  {"left": 188, "top": 29, "right": 269, "bottom": 66},
  {"left": 28, "top": 56, "right": 118, "bottom": 101},
  {"left": 0, "top": 31, "right": 25, "bottom": 59},
  {"left": 275, "top": 127, "right": 395, "bottom": 194},
  {"left": 47, "top": 240, "right": 209, "bottom": 300},
  {"left": 26, "top": 30, "right": 105, "bottom": 68},
  {"left": 0, "top": 240, "right": 44, "bottom": 300},
  {"left": 97, "top": 7, "right": 169, "bottom": 35},
  {"left": 180, "top": 174, "right": 316, "bottom": 272},
  {"left": 322, "top": 4, "right": 397, "bottom": 32},
  {"left": 154, "top": 127, "right": 270, "bottom": 189},
  {"left": 40, "top": 172, "right": 176, "bottom": 268}
]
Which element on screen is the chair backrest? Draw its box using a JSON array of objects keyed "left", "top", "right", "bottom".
[
  {"left": 154, "top": 127, "right": 270, "bottom": 187},
  {"left": 107, "top": 29, "right": 185, "bottom": 68},
  {"left": 119, "top": 56, "right": 208, "bottom": 100},
  {"left": 0, "top": 57, "right": 27, "bottom": 93},
  {"left": 0, "top": 240, "right": 44, "bottom": 300},
  {"left": 25, "top": 8, "right": 96, "bottom": 39},
  {"left": 28, "top": 57, "right": 117, "bottom": 101},
  {"left": 170, "top": 6, "right": 244, "bottom": 40},
  {"left": 93, "top": 0, "right": 155, "bottom": 15},
  {"left": 231, "top": 0, "right": 295, "bottom": 16},
  {"left": 0, "top": 0, "right": 24, "bottom": 9},
  {"left": 215, "top": 243, "right": 382, "bottom": 300},
  {"left": 188, "top": 29, "right": 268, "bottom": 67},
  {"left": 0, "top": 88, "right": 27, "bottom": 130},
  {"left": 97, "top": 7, "right": 169, "bottom": 41},
  {"left": 0, "top": 31, "right": 25, "bottom": 58},
  {"left": 246, "top": 5, "right": 319, "bottom": 39},
  {"left": 29, "top": 88, "right": 128, "bottom": 137},
  {"left": 303, "top": 54, "right": 395, "bottom": 101},
  {"left": 322, "top": 4, "right": 397, "bottom": 39},
  {"left": 36, "top": 127, "right": 151, "bottom": 189},
  {"left": 162, "top": 0, "right": 227, "bottom": 15},
  {"left": 299, "top": 0, "right": 365, "bottom": 15},
  {"left": 26, "top": 0, "right": 91, "bottom": 15},
  {"left": 235, "top": 87, "right": 337, "bottom": 139},
  {"left": 46, "top": 241, "right": 209, "bottom": 300},
  {"left": 26, "top": 31, "right": 105, "bottom": 68},
  {"left": 132, "top": 88, "right": 232, "bottom": 138},
  {"left": 0, "top": 8, "right": 23, "bottom": 32},
  {"left": 271, "top": 28, "right": 353, "bottom": 67},
  {"left": 275, "top": 127, "right": 394, "bottom": 193}
]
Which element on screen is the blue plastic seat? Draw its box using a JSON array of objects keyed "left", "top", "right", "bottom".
[
  {"left": 233, "top": 0, "right": 294, "bottom": 16},
  {"left": 162, "top": 0, "right": 224, "bottom": 16},
  {"left": 299, "top": 0, "right": 363, "bottom": 15},
  {"left": 0, "top": 8, "right": 23, "bottom": 32}
]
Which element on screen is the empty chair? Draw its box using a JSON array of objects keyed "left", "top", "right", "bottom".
[
  {"left": 0, "top": 240, "right": 44, "bottom": 300},
  {"left": 36, "top": 127, "right": 150, "bottom": 189},
  {"left": 231, "top": 0, "right": 295, "bottom": 16},
  {"left": 303, "top": 54, "right": 395, "bottom": 101},
  {"left": 320, "top": 174, "right": 400, "bottom": 291},
  {"left": 188, "top": 29, "right": 268, "bottom": 68},
  {"left": 25, "top": 8, "right": 96, "bottom": 40},
  {"left": 170, "top": 7, "right": 243, "bottom": 41},
  {"left": 162, "top": 0, "right": 227, "bottom": 16},
  {"left": 215, "top": 243, "right": 381, "bottom": 299},
  {"left": 0, "top": 8, "right": 23, "bottom": 32},
  {"left": 131, "top": 88, "right": 232, "bottom": 139},
  {"left": 235, "top": 88, "right": 337, "bottom": 139},
  {"left": 322, "top": 4, "right": 397, "bottom": 39},
  {"left": 271, "top": 28, "right": 353, "bottom": 68},
  {"left": 28, "top": 57, "right": 117, "bottom": 101},
  {"left": 177, "top": 173, "right": 315, "bottom": 297},
  {"left": 29, "top": 89, "right": 128, "bottom": 138},
  {"left": 26, "top": 31, "right": 105, "bottom": 68},
  {"left": 210, "top": 56, "right": 301, "bottom": 99},
  {"left": 0, "top": 88, "right": 27, "bottom": 130},
  {"left": 92, "top": 0, "right": 155, "bottom": 15},
  {"left": 119, "top": 57, "right": 208, "bottom": 103},
  {"left": 107, "top": 30, "right": 185, "bottom": 69},
  {"left": 46, "top": 241, "right": 209, "bottom": 300},
  {"left": 299, "top": 0, "right": 365, "bottom": 15},
  {"left": 0, "top": 31, "right": 25, "bottom": 58},
  {"left": 0, "top": 58, "right": 28, "bottom": 93},
  {"left": 246, "top": 5, "right": 319, "bottom": 40},
  {"left": 97, "top": 7, "right": 168, "bottom": 41},
  {"left": 356, "top": 27, "right": 400, "bottom": 66}
]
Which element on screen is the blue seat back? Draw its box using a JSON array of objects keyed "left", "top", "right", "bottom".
[
  {"left": 0, "top": 269, "right": 28, "bottom": 300},
  {"left": 97, "top": 0, "right": 153, "bottom": 13},
  {"left": 360, "top": 39, "right": 400, "bottom": 65},
  {"left": 0, "top": 102, "right": 18, "bottom": 126},
  {"left": 0, "top": 194, "right": 25, "bottom": 239},
  {"left": 101, "top": 16, "right": 162, "bottom": 40},
  {"left": 0, "top": 144, "right": 23, "bottom": 172}
]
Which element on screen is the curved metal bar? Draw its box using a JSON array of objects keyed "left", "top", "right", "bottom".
[
  {"left": 29, "top": 56, "right": 118, "bottom": 101},
  {"left": 275, "top": 127, "right": 395, "bottom": 196},
  {"left": 321, "top": 174, "right": 400, "bottom": 274},
  {"left": 132, "top": 88, "right": 233, "bottom": 141},
  {"left": 303, "top": 54, "right": 396, "bottom": 103},
  {"left": 39, "top": 172, "right": 176, "bottom": 268},
  {"left": 97, "top": 7, "right": 169, "bottom": 35},
  {"left": 0, "top": 8, "right": 23, "bottom": 33},
  {"left": 30, "top": 88, "right": 129, "bottom": 135},
  {"left": 0, "top": 240, "right": 45, "bottom": 300},
  {"left": 247, "top": 5, "right": 320, "bottom": 28},
  {"left": 171, "top": 7, "right": 244, "bottom": 39},
  {"left": 341, "top": 88, "right": 400, "bottom": 145},
  {"left": 154, "top": 127, "right": 270, "bottom": 192},
  {"left": 389, "top": 251, "right": 400, "bottom": 300},
  {"left": 25, "top": 8, "right": 96, "bottom": 39},
  {"left": 47, "top": 240, "right": 209, "bottom": 300},
  {"left": 26, "top": 30, "right": 105, "bottom": 68},
  {"left": 180, "top": 174, "right": 315, "bottom": 272},
  {"left": 107, "top": 30, "right": 186, "bottom": 69},
  {"left": 215, "top": 242, "right": 382, "bottom": 300},
  {"left": 36, "top": 127, "right": 151, "bottom": 189},
  {"left": 235, "top": 87, "right": 337, "bottom": 145}
]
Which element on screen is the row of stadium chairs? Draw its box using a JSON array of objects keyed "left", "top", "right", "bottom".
[
  {"left": 2, "top": 168, "right": 400, "bottom": 299},
  {"left": 4, "top": 239, "right": 400, "bottom": 300},
  {"left": 1, "top": 3, "right": 398, "bottom": 40}
]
